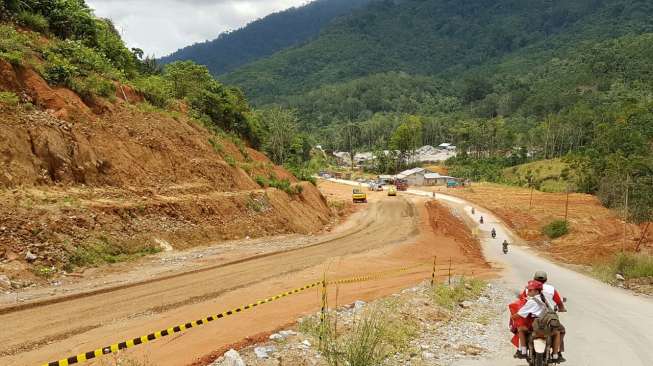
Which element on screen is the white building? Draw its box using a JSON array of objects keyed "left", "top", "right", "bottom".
[{"left": 396, "top": 167, "right": 432, "bottom": 186}]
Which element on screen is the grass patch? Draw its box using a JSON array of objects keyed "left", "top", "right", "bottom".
[
  {"left": 246, "top": 194, "right": 268, "bottom": 213},
  {"left": 0, "top": 91, "right": 19, "bottom": 107},
  {"left": 593, "top": 252, "right": 653, "bottom": 281},
  {"left": 32, "top": 265, "right": 56, "bottom": 279},
  {"left": 0, "top": 24, "right": 35, "bottom": 65},
  {"left": 430, "top": 277, "right": 486, "bottom": 310},
  {"left": 301, "top": 303, "right": 418, "bottom": 366},
  {"left": 208, "top": 137, "right": 223, "bottom": 154},
  {"left": 255, "top": 175, "right": 302, "bottom": 195},
  {"left": 17, "top": 11, "right": 49, "bottom": 33},
  {"left": 542, "top": 219, "right": 569, "bottom": 239},
  {"left": 224, "top": 154, "right": 236, "bottom": 167},
  {"left": 65, "top": 237, "right": 161, "bottom": 270}
]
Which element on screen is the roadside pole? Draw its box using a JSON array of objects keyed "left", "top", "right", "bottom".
[{"left": 430, "top": 256, "right": 437, "bottom": 287}]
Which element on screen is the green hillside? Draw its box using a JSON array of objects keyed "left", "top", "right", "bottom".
[
  {"left": 160, "top": 0, "right": 372, "bottom": 75},
  {"left": 222, "top": 0, "right": 653, "bottom": 103},
  {"left": 216, "top": 0, "right": 652, "bottom": 223}
]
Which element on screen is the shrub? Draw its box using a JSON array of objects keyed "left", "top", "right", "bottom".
[
  {"left": 70, "top": 74, "right": 115, "bottom": 98},
  {"left": 224, "top": 155, "right": 236, "bottom": 167},
  {"left": 542, "top": 220, "right": 569, "bottom": 239},
  {"left": 301, "top": 304, "right": 417, "bottom": 366},
  {"left": 0, "top": 91, "right": 19, "bottom": 106},
  {"left": 431, "top": 277, "right": 486, "bottom": 310},
  {"left": 66, "top": 238, "right": 160, "bottom": 269},
  {"left": 255, "top": 175, "right": 267, "bottom": 187},
  {"left": 17, "top": 11, "right": 49, "bottom": 33},
  {"left": 132, "top": 75, "right": 173, "bottom": 108},
  {"left": 0, "top": 24, "right": 32, "bottom": 65},
  {"left": 594, "top": 252, "right": 653, "bottom": 281},
  {"left": 208, "top": 138, "right": 223, "bottom": 154}
]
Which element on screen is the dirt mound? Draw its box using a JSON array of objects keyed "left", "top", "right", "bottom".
[
  {"left": 0, "top": 64, "right": 333, "bottom": 283},
  {"left": 426, "top": 200, "right": 487, "bottom": 263}
]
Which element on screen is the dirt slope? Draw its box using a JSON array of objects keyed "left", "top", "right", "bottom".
[
  {"left": 428, "top": 183, "right": 650, "bottom": 265},
  {"left": 0, "top": 189, "right": 491, "bottom": 366},
  {"left": 0, "top": 61, "right": 332, "bottom": 284}
]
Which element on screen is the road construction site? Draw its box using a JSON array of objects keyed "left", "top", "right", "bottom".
[{"left": 1, "top": 180, "right": 651, "bottom": 366}]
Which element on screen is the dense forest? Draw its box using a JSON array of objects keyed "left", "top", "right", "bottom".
[
  {"left": 159, "top": 0, "right": 372, "bottom": 75},
  {"left": 217, "top": 0, "right": 653, "bottom": 223}
]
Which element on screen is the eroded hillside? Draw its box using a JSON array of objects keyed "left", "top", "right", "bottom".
[{"left": 0, "top": 57, "right": 332, "bottom": 285}]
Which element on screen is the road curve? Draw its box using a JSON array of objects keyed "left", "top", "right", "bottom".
[
  {"left": 431, "top": 191, "right": 653, "bottom": 366},
  {"left": 0, "top": 198, "right": 424, "bottom": 365}
]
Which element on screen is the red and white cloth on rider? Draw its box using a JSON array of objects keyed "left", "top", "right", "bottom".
[{"left": 508, "top": 283, "right": 563, "bottom": 347}]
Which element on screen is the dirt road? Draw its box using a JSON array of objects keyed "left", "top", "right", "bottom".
[
  {"left": 431, "top": 193, "right": 653, "bottom": 366},
  {"left": 0, "top": 191, "right": 486, "bottom": 366}
]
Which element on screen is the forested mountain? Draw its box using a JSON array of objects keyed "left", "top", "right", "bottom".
[
  {"left": 218, "top": 0, "right": 652, "bottom": 222},
  {"left": 222, "top": 0, "right": 653, "bottom": 103},
  {"left": 159, "top": 0, "right": 372, "bottom": 75}
]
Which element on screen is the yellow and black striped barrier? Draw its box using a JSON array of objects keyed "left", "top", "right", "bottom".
[
  {"left": 41, "top": 259, "right": 457, "bottom": 366},
  {"left": 42, "top": 280, "right": 323, "bottom": 366}
]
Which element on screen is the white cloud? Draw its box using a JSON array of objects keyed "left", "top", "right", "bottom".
[{"left": 86, "top": 0, "right": 311, "bottom": 57}]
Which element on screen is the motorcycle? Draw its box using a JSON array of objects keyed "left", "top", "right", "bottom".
[
  {"left": 526, "top": 299, "right": 567, "bottom": 366},
  {"left": 503, "top": 245, "right": 509, "bottom": 254},
  {"left": 480, "top": 216, "right": 484, "bottom": 224},
  {"left": 491, "top": 228, "right": 497, "bottom": 239}
]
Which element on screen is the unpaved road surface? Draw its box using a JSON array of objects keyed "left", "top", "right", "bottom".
[
  {"left": 0, "top": 191, "right": 486, "bottom": 366},
  {"left": 429, "top": 192, "right": 653, "bottom": 366}
]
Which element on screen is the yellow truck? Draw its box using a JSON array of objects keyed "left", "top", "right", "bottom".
[{"left": 352, "top": 188, "right": 367, "bottom": 203}]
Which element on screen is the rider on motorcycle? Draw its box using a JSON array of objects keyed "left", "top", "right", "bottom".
[
  {"left": 512, "top": 280, "right": 563, "bottom": 362},
  {"left": 480, "top": 216, "right": 484, "bottom": 224},
  {"left": 491, "top": 228, "right": 496, "bottom": 238},
  {"left": 520, "top": 271, "right": 567, "bottom": 362},
  {"left": 502, "top": 240, "right": 509, "bottom": 251}
]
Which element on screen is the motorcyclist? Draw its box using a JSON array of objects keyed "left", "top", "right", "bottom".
[
  {"left": 520, "top": 271, "right": 567, "bottom": 362},
  {"left": 491, "top": 228, "right": 496, "bottom": 238},
  {"left": 479, "top": 216, "right": 484, "bottom": 224},
  {"left": 512, "top": 280, "right": 563, "bottom": 362},
  {"left": 502, "top": 240, "right": 509, "bottom": 252},
  {"left": 471, "top": 207, "right": 475, "bottom": 215}
]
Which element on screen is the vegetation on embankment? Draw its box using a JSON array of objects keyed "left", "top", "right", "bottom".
[{"left": 0, "top": 1, "right": 334, "bottom": 283}]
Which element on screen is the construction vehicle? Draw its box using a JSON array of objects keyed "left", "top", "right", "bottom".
[
  {"left": 388, "top": 186, "right": 397, "bottom": 196},
  {"left": 395, "top": 178, "right": 408, "bottom": 191},
  {"left": 352, "top": 188, "right": 367, "bottom": 203}
]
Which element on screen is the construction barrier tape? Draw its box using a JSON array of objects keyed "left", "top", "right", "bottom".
[
  {"left": 40, "top": 260, "right": 464, "bottom": 366},
  {"left": 327, "top": 262, "right": 429, "bottom": 285},
  {"left": 41, "top": 280, "right": 323, "bottom": 366}
]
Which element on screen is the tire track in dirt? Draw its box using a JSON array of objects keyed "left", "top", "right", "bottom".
[{"left": 0, "top": 198, "right": 424, "bottom": 365}]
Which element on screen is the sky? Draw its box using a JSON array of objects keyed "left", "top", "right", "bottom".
[{"left": 86, "top": 0, "right": 311, "bottom": 57}]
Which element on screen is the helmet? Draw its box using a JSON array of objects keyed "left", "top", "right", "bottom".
[
  {"left": 533, "top": 271, "right": 548, "bottom": 282},
  {"left": 527, "top": 280, "right": 543, "bottom": 291}
]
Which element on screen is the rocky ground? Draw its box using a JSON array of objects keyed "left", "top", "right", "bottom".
[{"left": 208, "top": 279, "right": 515, "bottom": 366}]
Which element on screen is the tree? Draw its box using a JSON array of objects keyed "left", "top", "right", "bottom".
[
  {"left": 260, "top": 107, "right": 299, "bottom": 165},
  {"left": 339, "top": 122, "right": 361, "bottom": 169},
  {"left": 390, "top": 115, "right": 422, "bottom": 170}
]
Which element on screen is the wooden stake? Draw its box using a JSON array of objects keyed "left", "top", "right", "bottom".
[
  {"left": 635, "top": 222, "right": 650, "bottom": 252},
  {"left": 623, "top": 176, "right": 630, "bottom": 252},
  {"left": 430, "top": 256, "right": 437, "bottom": 287},
  {"left": 564, "top": 186, "right": 570, "bottom": 222}
]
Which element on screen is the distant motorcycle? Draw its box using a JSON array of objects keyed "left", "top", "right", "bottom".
[
  {"left": 491, "top": 228, "right": 497, "bottom": 239},
  {"left": 480, "top": 216, "right": 484, "bottom": 224},
  {"left": 503, "top": 240, "right": 509, "bottom": 254}
]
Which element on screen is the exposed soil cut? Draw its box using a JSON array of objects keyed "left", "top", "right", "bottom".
[{"left": 0, "top": 62, "right": 332, "bottom": 285}]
